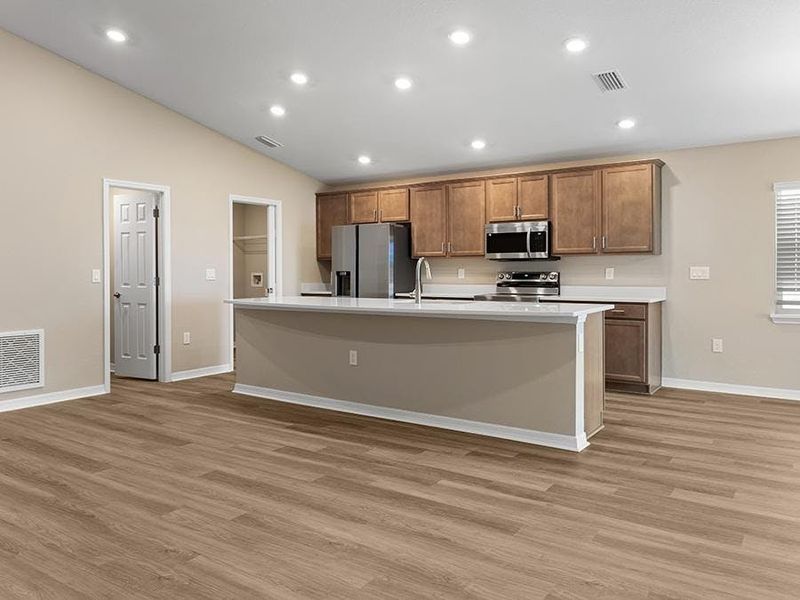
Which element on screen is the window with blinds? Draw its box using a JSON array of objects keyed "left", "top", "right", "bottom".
[{"left": 775, "top": 182, "right": 800, "bottom": 309}]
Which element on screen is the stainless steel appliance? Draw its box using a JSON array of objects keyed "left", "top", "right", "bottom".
[
  {"left": 331, "top": 223, "right": 415, "bottom": 298},
  {"left": 485, "top": 220, "right": 553, "bottom": 260},
  {"left": 474, "top": 270, "right": 560, "bottom": 302}
]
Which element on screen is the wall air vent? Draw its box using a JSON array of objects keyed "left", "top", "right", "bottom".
[
  {"left": 0, "top": 329, "right": 44, "bottom": 393},
  {"left": 593, "top": 70, "right": 628, "bottom": 92},
  {"left": 255, "top": 135, "right": 284, "bottom": 148}
]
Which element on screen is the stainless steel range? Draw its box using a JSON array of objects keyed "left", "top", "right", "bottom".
[{"left": 474, "top": 271, "right": 560, "bottom": 302}]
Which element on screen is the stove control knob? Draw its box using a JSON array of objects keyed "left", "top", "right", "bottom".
[
  {"left": 498, "top": 273, "right": 505, "bottom": 280},
  {"left": 549, "top": 273, "right": 557, "bottom": 280}
]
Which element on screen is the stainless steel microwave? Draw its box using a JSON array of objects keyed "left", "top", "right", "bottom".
[{"left": 485, "top": 220, "right": 551, "bottom": 260}]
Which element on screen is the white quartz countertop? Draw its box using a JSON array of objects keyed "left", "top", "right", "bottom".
[
  {"left": 226, "top": 296, "right": 613, "bottom": 324},
  {"left": 300, "top": 282, "right": 666, "bottom": 304}
]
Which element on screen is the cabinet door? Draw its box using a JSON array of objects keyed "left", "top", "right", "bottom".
[
  {"left": 378, "top": 188, "right": 409, "bottom": 222},
  {"left": 447, "top": 180, "right": 486, "bottom": 256},
  {"left": 316, "top": 194, "right": 349, "bottom": 260},
  {"left": 518, "top": 174, "right": 549, "bottom": 220},
  {"left": 605, "top": 318, "right": 647, "bottom": 383},
  {"left": 486, "top": 178, "right": 518, "bottom": 222},
  {"left": 410, "top": 185, "right": 448, "bottom": 257},
  {"left": 601, "top": 164, "right": 654, "bottom": 253},
  {"left": 551, "top": 170, "right": 599, "bottom": 254},
  {"left": 349, "top": 191, "right": 378, "bottom": 223}
]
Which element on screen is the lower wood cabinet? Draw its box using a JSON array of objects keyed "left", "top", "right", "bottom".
[
  {"left": 604, "top": 302, "right": 662, "bottom": 394},
  {"left": 540, "top": 300, "right": 663, "bottom": 394}
]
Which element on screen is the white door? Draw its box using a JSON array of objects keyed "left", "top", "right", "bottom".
[{"left": 114, "top": 192, "right": 158, "bottom": 379}]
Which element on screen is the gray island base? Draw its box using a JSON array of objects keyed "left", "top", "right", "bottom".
[{"left": 227, "top": 297, "right": 611, "bottom": 452}]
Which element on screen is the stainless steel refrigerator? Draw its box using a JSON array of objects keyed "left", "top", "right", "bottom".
[{"left": 331, "top": 223, "right": 415, "bottom": 298}]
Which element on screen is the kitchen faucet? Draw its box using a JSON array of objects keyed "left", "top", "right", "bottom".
[{"left": 411, "top": 257, "right": 432, "bottom": 304}]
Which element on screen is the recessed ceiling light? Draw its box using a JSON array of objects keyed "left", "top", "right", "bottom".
[
  {"left": 617, "top": 118, "right": 636, "bottom": 129},
  {"left": 471, "top": 139, "right": 486, "bottom": 150},
  {"left": 269, "top": 105, "right": 286, "bottom": 117},
  {"left": 449, "top": 30, "right": 472, "bottom": 46},
  {"left": 394, "top": 77, "right": 413, "bottom": 90},
  {"left": 290, "top": 72, "right": 308, "bottom": 85},
  {"left": 357, "top": 155, "right": 372, "bottom": 165},
  {"left": 105, "top": 28, "right": 128, "bottom": 43},
  {"left": 564, "top": 37, "right": 588, "bottom": 53}
]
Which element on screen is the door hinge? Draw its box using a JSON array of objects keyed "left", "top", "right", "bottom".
[
  {"left": 153, "top": 207, "right": 160, "bottom": 218},
  {"left": 154, "top": 275, "right": 160, "bottom": 287},
  {"left": 154, "top": 344, "right": 161, "bottom": 355}
]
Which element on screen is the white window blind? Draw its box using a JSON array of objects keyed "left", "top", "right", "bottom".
[{"left": 775, "top": 182, "right": 800, "bottom": 308}]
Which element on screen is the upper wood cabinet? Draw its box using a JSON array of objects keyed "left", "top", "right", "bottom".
[
  {"left": 551, "top": 170, "right": 600, "bottom": 254},
  {"left": 551, "top": 162, "right": 661, "bottom": 255},
  {"left": 518, "top": 175, "right": 549, "bottom": 220},
  {"left": 486, "top": 178, "right": 518, "bottom": 222},
  {"left": 349, "top": 191, "right": 378, "bottom": 223},
  {"left": 316, "top": 194, "right": 348, "bottom": 260},
  {"left": 316, "top": 159, "right": 662, "bottom": 260},
  {"left": 410, "top": 185, "right": 448, "bottom": 257},
  {"left": 447, "top": 180, "right": 486, "bottom": 256},
  {"left": 486, "top": 175, "right": 549, "bottom": 222},
  {"left": 601, "top": 163, "right": 660, "bottom": 253},
  {"left": 378, "top": 188, "right": 410, "bottom": 222}
]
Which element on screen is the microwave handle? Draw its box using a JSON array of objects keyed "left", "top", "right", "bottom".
[{"left": 526, "top": 229, "right": 532, "bottom": 258}]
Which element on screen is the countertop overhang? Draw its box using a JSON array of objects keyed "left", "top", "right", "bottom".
[{"left": 226, "top": 296, "right": 613, "bottom": 324}]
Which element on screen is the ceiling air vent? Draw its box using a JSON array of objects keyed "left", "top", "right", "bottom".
[
  {"left": 593, "top": 70, "right": 628, "bottom": 92},
  {"left": 0, "top": 329, "right": 44, "bottom": 393},
  {"left": 255, "top": 135, "right": 284, "bottom": 148}
]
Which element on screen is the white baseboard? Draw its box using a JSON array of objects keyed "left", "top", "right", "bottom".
[
  {"left": 662, "top": 377, "right": 800, "bottom": 402},
  {"left": 170, "top": 364, "right": 232, "bottom": 382},
  {"left": 233, "top": 383, "right": 587, "bottom": 452},
  {"left": 0, "top": 385, "right": 106, "bottom": 413}
]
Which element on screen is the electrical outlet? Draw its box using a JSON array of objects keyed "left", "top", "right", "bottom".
[
  {"left": 605, "top": 267, "right": 615, "bottom": 280},
  {"left": 91, "top": 269, "right": 101, "bottom": 283},
  {"left": 183, "top": 332, "right": 191, "bottom": 345},
  {"left": 349, "top": 350, "right": 358, "bottom": 366},
  {"left": 712, "top": 338, "right": 723, "bottom": 353},
  {"left": 205, "top": 268, "right": 217, "bottom": 281},
  {"left": 457, "top": 267, "right": 465, "bottom": 280},
  {"left": 690, "top": 266, "right": 710, "bottom": 280}
]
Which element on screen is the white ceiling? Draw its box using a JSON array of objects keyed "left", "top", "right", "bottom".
[{"left": 2, "top": 1, "right": 800, "bottom": 185}]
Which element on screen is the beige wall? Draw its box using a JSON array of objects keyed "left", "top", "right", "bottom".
[
  {"left": 0, "top": 29, "right": 322, "bottom": 399},
  {"left": 327, "top": 138, "right": 800, "bottom": 391}
]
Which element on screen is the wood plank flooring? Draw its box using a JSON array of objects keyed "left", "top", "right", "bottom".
[{"left": 0, "top": 374, "right": 799, "bottom": 599}]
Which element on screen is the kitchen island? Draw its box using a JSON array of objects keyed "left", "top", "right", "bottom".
[{"left": 226, "top": 296, "right": 612, "bottom": 451}]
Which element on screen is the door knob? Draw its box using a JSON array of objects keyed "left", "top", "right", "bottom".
[{"left": 113, "top": 292, "right": 121, "bottom": 299}]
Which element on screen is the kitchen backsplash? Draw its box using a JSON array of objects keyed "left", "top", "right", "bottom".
[{"left": 427, "top": 255, "right": 667, "bottom": 286}]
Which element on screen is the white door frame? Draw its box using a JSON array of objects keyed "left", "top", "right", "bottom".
[
  {"left": 228, "top": 194, "right": 282, "bottom": 367},
  {"left": 103, "top": 178, "right": 172, "bottom": 391}
]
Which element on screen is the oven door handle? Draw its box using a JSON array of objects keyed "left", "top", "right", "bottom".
[{"left": 526, "top": 229, "right": 532, "bottom": 258}]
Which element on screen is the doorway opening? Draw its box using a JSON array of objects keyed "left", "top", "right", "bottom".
[
  {"left": 228, "top": 195, "right": 282, "bottom": 369},
  {"left": 103, "top": 179, "right": 172, "bottom": 391}
]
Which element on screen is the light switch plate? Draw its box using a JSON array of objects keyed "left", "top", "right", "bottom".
[
  {"left": 605, "top": 268, "right": 615, "bottom": 280},
  {"left": 183, "top": 332, "right": 191, "bottom": 345},
  {"left": 712, "top": 338, "right": 723, "bottom": 353},
  {"left": 457, "top": 268, "right": 465, "bottom": 280},
  {"left": 205, "top": 268, "right": 217, "bottom": 281},
  {"left": 690, "top": 266, "right": 710, "bottom": 280},
  {"left": 91, "top": 269, "right": 101, "bottom": 283},
  {"left": 349, "top": 350, "right": 358, "bottom": 366}
]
